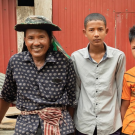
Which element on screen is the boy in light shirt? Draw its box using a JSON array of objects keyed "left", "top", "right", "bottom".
[{"left": 71, "top": 13, "right": 126, "bottom": 135}]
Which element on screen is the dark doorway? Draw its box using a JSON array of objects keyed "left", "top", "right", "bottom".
[{"left": 18, "top": 0, "right": 34, "bottom": 6}]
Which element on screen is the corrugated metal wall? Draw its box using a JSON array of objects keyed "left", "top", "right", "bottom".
[
  {"left": 0, "top": 0, "right": 17, "bottom": 73},
  {"left": 116, "top": 12, "right": 135, "bottom": 70},
  {"left": 52, "top": 0, "right": 135, "bottom": 70}
]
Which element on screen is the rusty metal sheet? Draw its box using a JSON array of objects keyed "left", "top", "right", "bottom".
[
  {"left": 116, "top": 12, "right": 135, "bottom": 70},
  {"left": 0, "top": 0, "right": 17, "bottom": 73}
]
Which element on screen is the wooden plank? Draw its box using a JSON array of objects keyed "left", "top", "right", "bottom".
[
  {"left": 0, "top": 107, "right": 20, "bottom": 130},
  {"left": 0, "top": 130, "right": 14, "bottom": 135}
]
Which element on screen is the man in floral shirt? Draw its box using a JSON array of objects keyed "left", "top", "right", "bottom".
[{"left": 0, "top": 15, "right": 76, "bottom": 135}]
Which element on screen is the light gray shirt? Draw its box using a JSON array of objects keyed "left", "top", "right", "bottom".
[{"left": 71, "top": 43, "right": 126, "bottom": 135}]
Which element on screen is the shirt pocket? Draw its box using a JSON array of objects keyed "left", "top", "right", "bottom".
[
  {"left": 51, "top": 78, "right": 63, "bottom": 83},
  {"left": 49, "top": 77, "right": 66, "bottom": 93},
  {"left": 43, "top": 77, "right": 66, "bottom": 102}
]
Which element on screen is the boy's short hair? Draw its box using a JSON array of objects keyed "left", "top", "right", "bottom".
[
  {"left": 84, "top": 13, "right": 106, "bottom": 28},
  {"left": 129, "top": 25, "right": 135, "bottom": 43}
]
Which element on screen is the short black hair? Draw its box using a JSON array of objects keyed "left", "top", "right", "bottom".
[
  {"left": 84, "top": 13, "right": 106, "bottom": 29},
  {"left": 129, "top": 25, "right": 135, "bottom": 43},
  {"left": 22, "top": 29, "right": 53, "bottom": 52}
]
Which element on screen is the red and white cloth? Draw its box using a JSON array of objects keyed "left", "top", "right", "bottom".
[{"left": 21, "top": 107, "right": 64, "bottom": 135}]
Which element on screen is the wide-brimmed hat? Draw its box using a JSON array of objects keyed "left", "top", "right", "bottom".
[
  {"left": 14, "top": 15, "right": 70, "bottom": 59},
  {"left": 14, "top": 15, "right": 61, "bottom": 32}
]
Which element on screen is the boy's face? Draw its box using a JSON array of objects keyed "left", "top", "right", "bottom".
[
  {"left": 131, "top": 39, "right": 135, "bottom": 59},
  {"left": 83, "top": 20, "right": 108, "bottom": 47}
]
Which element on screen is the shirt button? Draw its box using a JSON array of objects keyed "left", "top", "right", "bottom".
[
  {"left": 96, "top": 103, "right": 98, "bottom": 105},
  {"left": 96, "top": 116, "right": 97, "bottom": 118},
  {"left": 96, "top": 91, "right": 98, "bottom": 93},
  {"left": 96, "top": 78, "right": 98, "bottom": 79},
  {"left": 97, "top": 65, "right": 98, "bottom": 67}
]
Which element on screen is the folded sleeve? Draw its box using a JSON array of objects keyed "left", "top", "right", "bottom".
[
  {"left": 1, "top": 58, "right": 17, "bottom": 102},
  {"left": 121, "top": 76, "right": 131, "bottom": 100},
  {"left": 116, "top": 53, "right": 126, "bottom": 108},
  {"left": 66, "top": 59, "right": 76, "bottom": 107},
  {"left": 71, "top": 54, "right": 81, "bottom": 106}
]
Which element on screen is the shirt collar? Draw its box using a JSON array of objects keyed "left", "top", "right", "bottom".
[
  {"left": 104, "top": 42, "right": 113, "bottom": 58},
  {"left": 23, "top": 51, "right": 56, "bottom": 63},
  {"left": 45, "top": 52, "right": 56, "bottom": 63},
  {"left": 82, "top": 42, "right": 113, "bottom": 59},
  {"left": 23, "top": 51, "right": 33, "bottom": 62}
]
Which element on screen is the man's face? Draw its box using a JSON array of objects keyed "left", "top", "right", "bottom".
[
  {"left": 24, "top": 29, "right": 50, "bottom": 60},
  {"left": 131, "top": 39, "right": 135, "bottom": 59},
  {"left": 83, "top": 20, "right": 108, "bottom": 47}
]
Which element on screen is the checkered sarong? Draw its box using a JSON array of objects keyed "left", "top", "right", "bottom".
[{"left": 21, "top": 107, "right": 64, "bottom": 135}]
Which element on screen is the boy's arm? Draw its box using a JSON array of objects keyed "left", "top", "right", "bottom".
[
  {"left": 116, "top": 53, "right": 126, "bottom": 108},
  {"left": 121, "top": 74, "right": 131, "bottom": 122},
  {"left": 71, "top": 54, "right": 81, "bottom": 105},
  {"left": 120, "top": 99, "right": 130, "bottom": 121},
  {"left": 0, "top": 98, "right": 10, "bottom": 123}
]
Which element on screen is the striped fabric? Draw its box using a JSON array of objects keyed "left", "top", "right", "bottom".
[
  {"left": 21, "top": 107, "right": 64, "bottom": 135},
  {"left": 52, "top": 36, "right": 70, "bottom": 59},
  {"left": 121, "top": 67, "right": 135, "bottom": 134}
]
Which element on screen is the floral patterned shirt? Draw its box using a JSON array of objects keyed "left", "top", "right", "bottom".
[{"left": 1, "top": 50, "right": 76, "bottom": 135}]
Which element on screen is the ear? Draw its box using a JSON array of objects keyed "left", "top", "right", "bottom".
[
  {"left": 83, "top": 29, "right": 87, "bottom": 37},
  {"left": 106, "top": 27, "right": 109, "bottom": 34}
]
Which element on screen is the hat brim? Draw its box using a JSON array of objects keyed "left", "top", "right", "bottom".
[{"left": 15, "top": 24, "right": 61, "bottom": 32}]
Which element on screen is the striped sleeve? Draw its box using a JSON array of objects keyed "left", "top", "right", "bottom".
[{"left": 121, "top": 76, "right": 131, "bottom": 100}]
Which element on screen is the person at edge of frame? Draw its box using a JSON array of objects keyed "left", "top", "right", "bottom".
[
  {"left": 0, "top": 15, "right": 76, "bottom": 135},
  {"left": 121, "top": 25, "right": 135, "bottom": 135},
  {"left": 71, "top": 13, "right": 126, "bottom": 135}
]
